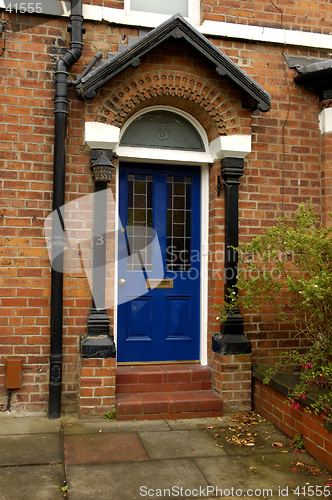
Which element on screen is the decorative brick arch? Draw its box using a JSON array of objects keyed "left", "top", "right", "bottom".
[{"left": 98, "top": 71, "right": 243, "bottom": 142}]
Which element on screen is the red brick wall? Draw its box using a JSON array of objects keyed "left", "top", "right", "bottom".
[
  {"left": 0, "top": 8, "right": 328, "bottom": 411},
  {"left": 212, "top": 353, "right": 252, "bottom": 412},
  {"left": 254, "top": 378, "right": 332, "bottom": 472},
  {"left": 202, "top": 0, "right": 332, "bottom": 34},
  {"left": 0, "top": 14, "right": 60, "bottom": 412},
  {"left": 207, "top": 160, "right": 225, "bottom": 357},
  {"left": 79, "top": 358, "right": 116, "bottom": 416}
]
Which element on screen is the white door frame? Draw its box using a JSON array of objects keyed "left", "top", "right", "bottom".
[
  {"left": 114, "top": 159, "right": 209, "bottom": 365},
  {"left": 84, "top": 109, "right": 251, "bottom": 366}
]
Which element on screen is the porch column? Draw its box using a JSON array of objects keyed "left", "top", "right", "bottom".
[
  {"left": 212, "top": 156, "right": 251, "bottom": 355},
  {"left": 80, "top": 149, "right": 116, "bottom": 358}
]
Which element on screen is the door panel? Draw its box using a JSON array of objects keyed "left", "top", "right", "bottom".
[
  {"left": 117, "top": 163, "right": 200, "bottom": 362},
  {"left": 127, "top": 297, "right": 153, "bottom": 341},
  {"left": 166, "top": 296, "right": 192, "bottom": 339}
]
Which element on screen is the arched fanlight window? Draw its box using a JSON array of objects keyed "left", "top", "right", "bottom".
[{"left": 119, "top": 110, "right": 205, "bottom": 151}]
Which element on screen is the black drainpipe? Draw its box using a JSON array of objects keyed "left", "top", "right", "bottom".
[{"left": 49, "top": 0, "right": 84, "bottom": 419}]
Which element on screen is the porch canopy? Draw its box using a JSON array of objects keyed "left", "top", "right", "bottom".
[{"left": 77, "top": 13, "right": 271, "bottom": 113}]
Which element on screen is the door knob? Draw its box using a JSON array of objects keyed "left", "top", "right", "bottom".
[{"left": 119, "top": 279, "right": 126, "bottom": 285}]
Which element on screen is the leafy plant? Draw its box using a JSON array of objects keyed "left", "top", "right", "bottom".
[
  {"left": 291, "top": 433, "right": 305, "bottom": 451},
  {"left": 103, "top": 408, "right": 116, "bottom": 419},
  {"left": 216, "top": 202, "right": 332, "bottom": 422}
]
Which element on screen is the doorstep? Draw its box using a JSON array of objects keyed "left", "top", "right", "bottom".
[{"left": 115, "top": 364, "right": 223, "bottom": 421}]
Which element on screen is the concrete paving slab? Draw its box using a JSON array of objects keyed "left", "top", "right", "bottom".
[
  {"left": 0, "top": 434, "right": 62, "bottom": 466},
  {"left": 0, "top": 464, "right": 64, "bottom": 500},
  {"left": 0, "top": 416, "right": 61, "bottom": 435},
  {"left": 138, "top": 429, "right": 227, "bottom": 459},
  {"left": 207, "top": 421, "right": 292, "bottom": 456},
  {"left": 194, "top": 450, "right": 331, "bottom": 495},
  {"left": 165, "top": 416, "right": 228, "bottom": 430},
  {"left": 62, "top": 415, "right": 170, "bottom": 435},
  {"left": 66, "top": 458, "right": 208, "bottom": 500},
  {"left": 64, "top": 432, "right": 149, "bottom": 465}
]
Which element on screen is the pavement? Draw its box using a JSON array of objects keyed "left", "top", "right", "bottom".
[{"left": 0, "top": 412, "right": 331, "bottom": 500}]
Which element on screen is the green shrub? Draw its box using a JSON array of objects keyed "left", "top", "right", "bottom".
[{"left": 216, "top": 203, "right": 332, "bottom": 423}]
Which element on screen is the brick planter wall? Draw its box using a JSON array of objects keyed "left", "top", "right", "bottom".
[
  {"left": 253, "top": 378, "right": 332, "bottom": 472},
  {"left": 211, "top": 353, "right": 252, "bottom": 412},
  {"left": 79, "top": 358, "right": 116, "bottom": 417}
]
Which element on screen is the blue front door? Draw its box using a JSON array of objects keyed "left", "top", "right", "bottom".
[{"left": 117, "top": 163, "right": 201, "bottom": 362}]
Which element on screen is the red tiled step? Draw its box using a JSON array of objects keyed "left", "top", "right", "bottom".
[
  {"left": 116, "top": 364, "right": 213, "bottom": 394},
  {"left": 116, "top": 390, "right": 223, "bottom": 421}
]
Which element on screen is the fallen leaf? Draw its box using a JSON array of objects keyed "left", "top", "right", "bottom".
[
  {"left": 272, "top": 442, "right": 283, "bottom": 448},
  {"left": 306, "top": 466, "right": 321, "bottom": 475},
  {"left": 246, "top": 443, "right": 255, "bottom": 446},
  {"left": 213, "top": 433, "right": 219, "bottom": 438}
]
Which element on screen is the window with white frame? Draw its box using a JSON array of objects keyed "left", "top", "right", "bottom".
[
  {"left": 124, "top": 0, "right": 199, "bottom": 24},
  {"left": 131, "top": 0, "right": 188, "bottom": 17}
]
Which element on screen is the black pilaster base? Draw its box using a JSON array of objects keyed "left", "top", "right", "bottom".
[
  {"left": 213, "top": 313, "right": 251, "bottom": 355},
  {"left": 80, "top": 333, "right": 116, "bottom": 358},
  {"left": 81, "top": 308, "right": 116, "bottom": 358}
]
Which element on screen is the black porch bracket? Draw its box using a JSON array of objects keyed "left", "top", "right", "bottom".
[
  {"left": 213, "top": 157, "right": 252, "bottom": 356},
  {"left": 80, "top": 149, "right": 116, "bottom": 359}
]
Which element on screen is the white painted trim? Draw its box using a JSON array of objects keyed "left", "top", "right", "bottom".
[
  {"left": 199, "top": 20, "right": 332, "bottom": 50},
  {"left": 200, "top": 163, "right": 209, "bottom": 366},
  {"left": 115, "top": 147, "right": 213, "bottom": 164},
  {"left": 114, "top": 106, "right": 213, "bottom": 163},
  {"left": 113, "top": 107, "right": 211, "bottom": 363},
  {"left": 85, "top": 122, "right": 120, "bottom": 150},
  {"left": 319, "top": 108, "right": 332, "bottom": 135},
  {"left": 84, "top": 113, "right": 213, "bottom": 162},
  {"left": 113, "top": 164, "right": 119, "bottom": 353},
  {"left": 114, "top": 159, "right": 209, "bottom": 365},
  {"left": 2, "top": 0, "right": 332, "bottom": 50},
  {"left": 210, "top": 134, "right": 251, "bottom": 159}
]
